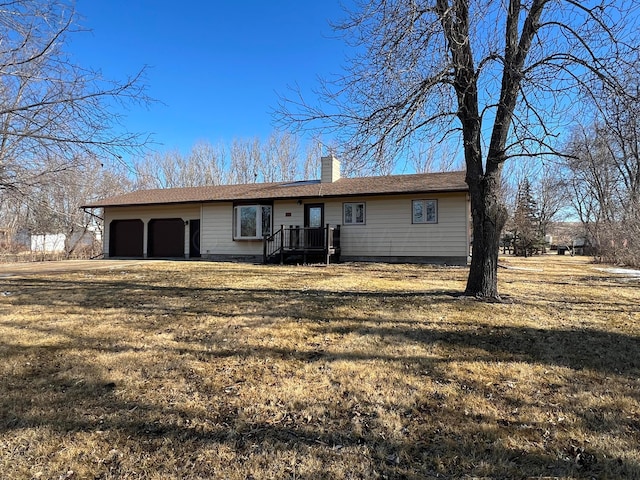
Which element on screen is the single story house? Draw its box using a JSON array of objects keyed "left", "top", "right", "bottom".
[{"left": 82, "top": 156, "right": 471, "bottom": 265}]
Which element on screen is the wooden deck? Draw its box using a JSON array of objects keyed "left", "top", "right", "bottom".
[{"left": 263, "top": 225, "right": 341, "bottom": 264}]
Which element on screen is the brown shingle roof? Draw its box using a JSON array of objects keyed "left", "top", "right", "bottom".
[{"left": 83, "top": 170, "right": 468, "bottom": 208}]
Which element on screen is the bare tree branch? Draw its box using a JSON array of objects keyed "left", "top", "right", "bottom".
[{"left": 0, "top": 0, "right": 152, "bottom": 194}]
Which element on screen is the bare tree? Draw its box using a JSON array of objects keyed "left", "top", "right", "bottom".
[
  {"left": 564, "top": 69, "right": 640, "bottom": 267},
  {"left": 0, "top": 0, "right": 150, "bottom": 196},
  {"left": 189, "top": 141, "right": 227, "bottom": 186},
  {"left": 596, "top": 69, "right": 640, "bottom": 217},
  {"left": 0, "top": 192, "right": 28, "bottom": 251},
  {"left": 133, "top": 142, "right": 228, "bottom": 189},
  {"left": 134, "top": 150, "right": 183, "bottom": 189},
  {"left": 277, "top": 0, "right": 639, "bottom": 298},
  {"left": 132, "top": 134, "right": 319, "bottom": 190},
  {"left": 564, "top": 127, "right": 609, "bottom": 254},
  {"left": 504, "top": 157, "right": 569, "bottom": 236},
  {"left": 598, "top": 72, "right": 640, "bottom": 266},
  {"left": 302, "top": 135, "right": 324, "bottom": 180},
  {"left": 228, "top": 138, "right": 261, "bottom": 184},
  {"left": 13, "top": 158, "right": 132, "bottom": 258},
  {"left": 406, "top": 141, "right": 462, "bottom": 173},
  {"left": 259, "top": 131, "right": 300, "bottom": 182},
  {"left": 534, "top": 164, "right": 570, "bottom": 237}
]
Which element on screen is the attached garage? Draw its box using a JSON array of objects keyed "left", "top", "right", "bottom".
[
  {"left": 148, "top": 218, "right": 185, "bottom": 257},
  {"left": 109, "top": 219, "right": 144, "bottom": 257}
]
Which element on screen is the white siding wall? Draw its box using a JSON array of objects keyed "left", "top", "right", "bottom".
[
  {"left": 200, "top": 202, "right": 262, "bottom": 256},
  {"left": 104, "top": 204, "right": 201, "bottom": 257},
  {"left": 324, "top": 193, "right": 468, "bottom": 259},
  {"left": 273, "top": 200, "right": 304, "bottom": 229},
  {"left": 276, "top": 193, "right": 468, "bottom": 259}
]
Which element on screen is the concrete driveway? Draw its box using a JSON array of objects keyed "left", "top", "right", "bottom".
[{"left": 0, "top": 259, "right": 161, "bottom": 277}]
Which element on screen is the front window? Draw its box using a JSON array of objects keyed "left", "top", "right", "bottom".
[
  {"left": 344, "top": 202, "right": 365, "bottom": 224},
  {"left": 412, "top": 199, "right": 438, "bottom": 224},
  {"left": 240, "top": 206, "right": 257, "bottom": 237},
  {"left": 261, "top": 205, "right": 272, "bottom": 237},
  {"left": 234, "top": 204, "right": 272, "bottom": 239}
]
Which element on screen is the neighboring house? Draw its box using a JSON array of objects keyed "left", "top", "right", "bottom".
[
  {"left": 82, "top": 156, "right": 471, "bottom": 265},
  {"left": 30, "top": 233, "right": 66, "bottom": 253},
  {"left": 30, "top": 229, "right": 100, "bottom": 255},
  {"left": 545, "top": 222, "right": 595, "bottom": 255}
]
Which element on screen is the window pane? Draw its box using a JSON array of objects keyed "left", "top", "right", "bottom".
[
  {"left": 308, "top": 207, "right": 322, "bottom": 228},
  {"left": 425, "top": 200, "right": 437, "bottom": 223},
  {"left": 261, "top": 206, "right": 272, "bottom": 236},
  {"left": 355, "top": 203, "right": 364, "bottom": 223},
  {"left": 240, "top": 206, "right": 257, "bottom": 237},
  {"left": 413, "top": 201, "right": 423, "bottom": 223},
  {"left": 344, "top": 204, "right": 353, "bottom": 224}
]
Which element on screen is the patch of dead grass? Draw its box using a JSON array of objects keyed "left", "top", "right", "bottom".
[{"left": 0, "top": 255, "right": 639, "bottom": 479}]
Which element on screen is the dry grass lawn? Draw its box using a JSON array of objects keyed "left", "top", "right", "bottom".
[{"left": 0, "top": 255, "right": 639, "bottom": 479}]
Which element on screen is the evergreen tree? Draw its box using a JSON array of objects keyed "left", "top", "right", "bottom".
[{"left": 513, "top": 180, "right": 542, "bottom": 257}]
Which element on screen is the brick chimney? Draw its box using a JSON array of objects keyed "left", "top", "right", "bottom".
[{"left": 320, "top": 155, "right": 341, "bottom": 183}]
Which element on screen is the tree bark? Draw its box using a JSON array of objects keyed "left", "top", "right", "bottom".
[{"left": 465, "top": 165, "right": 507, "bottom": 298}]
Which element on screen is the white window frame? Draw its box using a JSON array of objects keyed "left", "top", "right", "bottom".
[
  {"left": 412, "top": 199, "right": 438, "bottom": 224},
  {"left": 343, "top": 202, "right": 366, "bottom": 225},
  {"left": 233, "top": 204, "right": 272, "bottom": 240}
]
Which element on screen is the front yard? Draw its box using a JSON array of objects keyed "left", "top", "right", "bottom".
[{"left": 0, "top": 256, "right": 638, "bottom": 479}]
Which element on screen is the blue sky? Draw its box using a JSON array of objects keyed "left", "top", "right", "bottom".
[{"left": 70, "top": 1, "right": 350, "bottom": 156}]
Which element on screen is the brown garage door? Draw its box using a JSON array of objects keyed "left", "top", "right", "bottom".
[
  {"left": 109, "top": 219, "right": 144, "bottom": 257},
  {"left": 148, "top": 218, "right": 184, "bottom": 257}
]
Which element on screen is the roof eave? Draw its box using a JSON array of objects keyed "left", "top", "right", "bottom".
[{"left": 83, "top": 186, "right": 469, "bottom": 209}]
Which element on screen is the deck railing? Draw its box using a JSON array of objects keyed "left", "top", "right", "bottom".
[{"left": 263, "top": 224, "right": 341, "bottom": 264}]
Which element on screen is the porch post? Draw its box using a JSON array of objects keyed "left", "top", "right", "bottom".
[
  {"left": 280, "top": 225, "right": 285, "bottom": 265},
  {"left": 325, "top": 223, "right": 330, "bottom": 265}
]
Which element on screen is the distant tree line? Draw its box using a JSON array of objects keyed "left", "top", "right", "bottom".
[{"left": 132, "top": 132, "right": 325, "bottom": 190}]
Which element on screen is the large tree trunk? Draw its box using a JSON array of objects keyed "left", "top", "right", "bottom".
[{"left": 465, "top": 166, "right": 507, "bottom": 299}]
